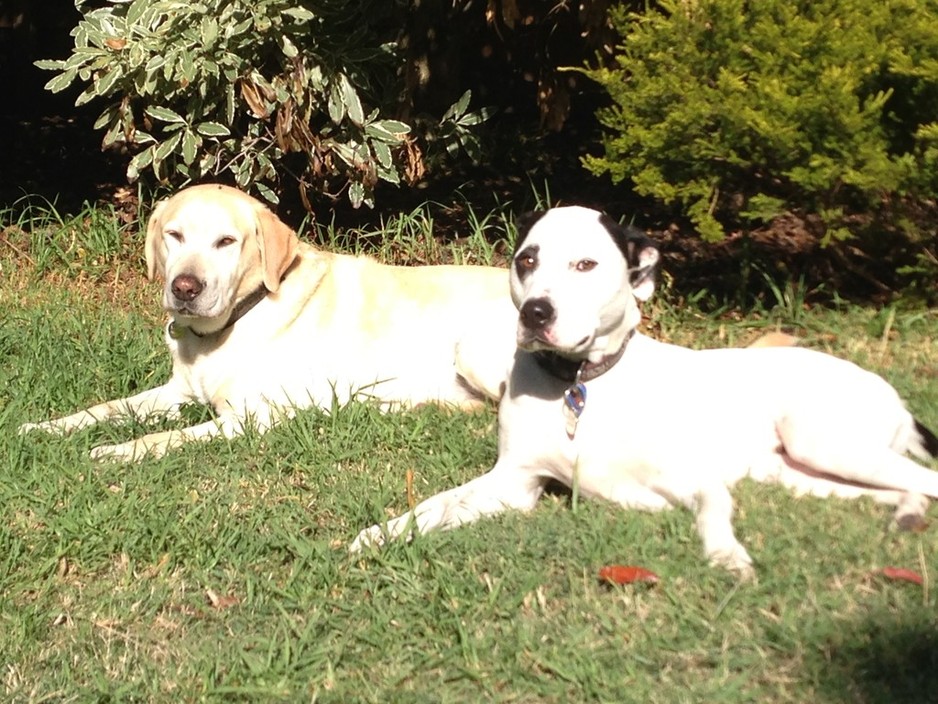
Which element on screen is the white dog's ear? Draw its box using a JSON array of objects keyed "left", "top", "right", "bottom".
[
  {"left": 255, "top": 206, "right": 299, "bottom": 293},
  {"left": 628, "top": 243, "right": 659, "bottom": 302},
  {"left": 144, "top": 198, "right": 169, "bottom": 282},
  {"left": 601, "top": 214, "right": 661, "bottom": 302}
]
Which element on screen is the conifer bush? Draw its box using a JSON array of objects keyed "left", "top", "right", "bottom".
[{"left": 584, "top": 0, "right": 938, "bottom": 243}]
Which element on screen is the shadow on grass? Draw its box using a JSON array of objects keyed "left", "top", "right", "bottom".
[{"left": 810, "top": 611, "right": 938, "bottom": 704}]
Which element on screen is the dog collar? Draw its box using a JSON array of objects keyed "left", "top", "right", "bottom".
[
  {"left": 533, "top": 330, "right": 634, "bottom": 439},
  {"left": 168, "top": 284, "right": 269, "bottom": 340},
  {"left": 532, "top": 329, "right": 634, "bottom": 384}
]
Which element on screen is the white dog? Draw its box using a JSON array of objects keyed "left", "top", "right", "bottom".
[
  {"left": 20, "top": 184, "right": 516, "bottom": 462},
  {"left": 351, "top": 206, "right": 938, "bottom": 579}
]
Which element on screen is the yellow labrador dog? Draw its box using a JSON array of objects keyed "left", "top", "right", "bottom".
[{"left": 20, "top": 184, "right": 516, "bottom": 461}]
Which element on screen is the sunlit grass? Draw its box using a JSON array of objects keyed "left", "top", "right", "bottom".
[{"left": 1, "top": 198, "right": 936, "bottom": 702}]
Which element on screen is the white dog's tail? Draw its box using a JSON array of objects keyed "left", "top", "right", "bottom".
[{"left": 910, "top": 419, "right": 938, "bottom": 462}]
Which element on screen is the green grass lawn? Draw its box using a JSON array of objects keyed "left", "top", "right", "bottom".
[{"left": 1, "top": 202, "right": 937, "bottom": 702}]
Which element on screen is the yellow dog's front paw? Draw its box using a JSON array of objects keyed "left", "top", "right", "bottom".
[
  {"left": 90, "top": 441, "right": 163, "bottom": 463},
  {"left": 18, "top": 420, "right": 61, "bottom": 436}
]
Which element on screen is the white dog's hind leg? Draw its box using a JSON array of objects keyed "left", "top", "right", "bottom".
[
  {"left": 350, "top": 463, "right": 544, "bottom": 552},
  {"left": 693, "top": 484, "right": 756, "bottom": 581},
  {"left": 768, "top": 457, "right": 930, "bottom": 528},
  {"left": 777, "top": 417, "right": 938, "bottom": 499},
  {"left": 894, "top": 492, "right": 931, "bottom": 531}
]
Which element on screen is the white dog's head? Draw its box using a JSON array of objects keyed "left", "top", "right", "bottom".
[
  {"left": 145, "top": 184, "right": 299, "bottom": 335},
  {"left": 509, "top": 206, "right": 659, "bottom": 363}
]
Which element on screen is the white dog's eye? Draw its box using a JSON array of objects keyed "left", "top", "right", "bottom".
[
  {"left": 166, "top": 229, "right": 183, "bottom": 243},
  {"left": 215, "top": 236, "right": 237, "bottom": 248},
  {"left": 516, "top": 254, "right": 536, "bottom": 271},
  {"left": 575, "top": 259, "right": 597, "bottom": 272}
]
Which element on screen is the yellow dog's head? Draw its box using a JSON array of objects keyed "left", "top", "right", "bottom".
[{"left": 145, "top": 184, "right": 299, "bottom": 333}]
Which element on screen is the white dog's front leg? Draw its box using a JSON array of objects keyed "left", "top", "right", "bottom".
[
  {"left": 350, "top": 463, "right": 544, "bottom": 552},
  {"left": 693, "top": 484, "right": 755, "bottom": 581},
  {"left": 19, "top": 383, "right": 188, "bottom": 437}
]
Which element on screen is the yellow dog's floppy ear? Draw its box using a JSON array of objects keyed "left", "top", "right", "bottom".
[
  {"left": 144, "top": 198, "right": 169, "bottom": 282},
  {"left": 255, "top": 205, "right": 299, "bottom": 293}
]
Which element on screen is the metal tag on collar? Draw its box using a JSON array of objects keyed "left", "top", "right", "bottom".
[
  {"left": 167, "top": 321, "right": 186, "bottom": 340},
  {"left": 562, "top": 365, "right": 587, "bottom": 439}
]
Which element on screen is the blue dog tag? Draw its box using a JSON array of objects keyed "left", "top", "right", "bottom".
[{"left": 563, "top": 381, "right": 587, "bottom": 438}]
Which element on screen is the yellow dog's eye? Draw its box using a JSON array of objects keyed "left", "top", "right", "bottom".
[
  {"left": 216, "top": 236, "right": 237, "bottom": 248},
  {"left": 576, "top": 259, "right": 597, "bottom": 272},
  {"left": 166, "top": 229, "right": 183, "bottom": 243}
]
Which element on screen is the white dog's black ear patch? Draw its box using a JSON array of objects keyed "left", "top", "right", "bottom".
[
  {"left": 598, "top": 214, "right": 660, "bottom": 302},
  {"left": 514, "top": 211, "right": 547, "bottom": 254},
  {"left": 628, "top": 244, "right": 660, "bottom": 302}
]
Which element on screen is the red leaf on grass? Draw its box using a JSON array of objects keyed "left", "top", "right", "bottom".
[
  {"left": 879, "top": 567, "right": 924, "bottom": 585},
  {"left": 598, "top": 565, "right": 660, "bottom": 585}
]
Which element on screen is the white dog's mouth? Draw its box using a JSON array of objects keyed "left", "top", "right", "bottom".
[
  {"left": 516, "top": 297, "right": 595, "bottom": 355},
  {"left": 517, "top": 330, "right": 551, "bottom": 351},
  {"left": 517, "top": 325, "right": 592, "bottom": 356}
]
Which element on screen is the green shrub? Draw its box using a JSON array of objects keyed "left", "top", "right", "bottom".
[
  {"left": 36, "top": 0, "right": 486, "bottom": 208},
  {"left": 583, "top": 0, "right": 938, "bottom": 242}
]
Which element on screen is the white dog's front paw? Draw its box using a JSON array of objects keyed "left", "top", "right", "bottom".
[
  {"left": 349, "top": 524, "right": 387, "bottom": 553},
  {"left": 708, "top": 543, "right": 757, "bottom": 581}
]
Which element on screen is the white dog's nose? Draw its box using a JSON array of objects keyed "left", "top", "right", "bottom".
[{"left": 520, "top": 297, "right": 554, "bottom": 330}]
